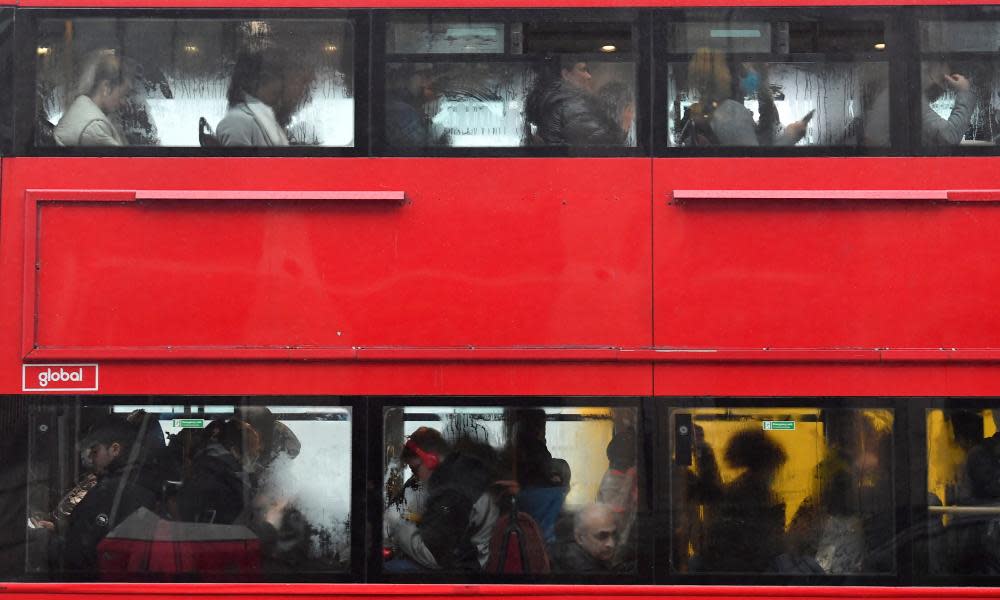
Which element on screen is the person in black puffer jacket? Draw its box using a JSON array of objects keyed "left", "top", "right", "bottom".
[
  {"left": 385, "top": 427, "right": 499, "bottom": 571},
  {"left": 525, "top": 56, "right": 624, "bottom": 147},
  {"left": 62, "top": 417, "right": 162, "bottom": 572}
]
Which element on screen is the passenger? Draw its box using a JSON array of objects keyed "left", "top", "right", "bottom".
[
  {"left": 786, "top": 412, "right": 891, "bottom": 574},
  {"left": 60, "top": 417, "right": 160, "bottom": 571},
  {"left": 597, "top": 428, "right": 638, "bottom": 568},
  {"left": 505, "top": 409, "right": 568, "bottom": 544},
  {"left": 864, "top": 61, "right": 974, "bottom": 147},
  {"left": 921, "top": 61, "right": 974, "bottom": 146},
  {"left": 680, "top": 48, "right": 808, "bottom": 147},
  {"left": 525, "top": 56, "right": 624, "bottom": 146},
  {"left": 596, "top": 81, "right": 636, "bottom": 141},
  {"left": 946, "top": 411, "right": 1000, "bottom": 574},
  {"left": 385, "top": 66, "right": 448, "bottom": 147},
  {"left": 691, "top": 427, "right": 789, "bottom": 573},
  {"left": 383, "top": 427, "right": 499, "bottom": 571},
  {"left": 176, "top": 419, "right": 261, "bottom": 524},
  {"left": 54, "top": 50, "right": 131, "bottom": 147},
  {"left": 549, "top": 503, "right": 618, "bottom": 572},
  {"left": 217, "top": 48, "right": 315, "bottom": 146}
]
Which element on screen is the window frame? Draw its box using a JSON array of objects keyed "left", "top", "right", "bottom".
[
  {"left": 653, "top": 396, "right": 907, "bottom": 587},
  {"left": 366, "top": 395, "right": 655, "bottom": 584},
  {"left": 370, "top": 8, "right": 652, "bottom": 158},
  {"left": 13, "top": 8, "right": 371, "bottom": 157},
  {"left": 652, "top": 7, "right": 911, "bottom": 158},
  {"left": 18, "top": 394, "right": 366, "bottom": 583},
  {"left": 909, "top": 5, "right": 1000, "bottom": 157}
]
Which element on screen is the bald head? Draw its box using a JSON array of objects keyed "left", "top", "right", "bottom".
[{"left": 574, "top": 503, "right": 618, "bottom": 564}]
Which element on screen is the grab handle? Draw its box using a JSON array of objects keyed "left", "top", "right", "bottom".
[{"left": 135, "top": 190, "right": 406, "bottom": 202}]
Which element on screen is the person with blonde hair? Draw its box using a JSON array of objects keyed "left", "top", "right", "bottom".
[
  {"left": 681, "top": 47, "right": 808, "bottom": 147},
  {"left": 54, "top": 50, "right": 131, "bottom": 146}
]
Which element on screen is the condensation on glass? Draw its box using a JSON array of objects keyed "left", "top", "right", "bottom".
[
  {"left": 919, "top": 18, "right": 1000, "bottom": 147},
  {"left": 381, "top": 405, "right": 641, "bottom": 574},
  {"left": 925, "top": 408, "right": 1000, "bottom": 575},
  {"left": 668, "top": 407, "right": 895, "bottom": 575},
  {"left": 23, "top": 400, "right": 352, "bottom": 579},
  {"left": 384, "top": 15, "right": 637, "bottom": 149},
  {"left": 665, "top": 17, "right": 889, "bottom": 148},
  {"left": 35, "top": 18, "right": 354, "bottom": 148}
]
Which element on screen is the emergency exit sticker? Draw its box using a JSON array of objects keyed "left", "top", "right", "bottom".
[
  {"left": 22, "top": 364, "right": 98, "bottom": 391},
  {"left": 173, "top": 419, "right": 205, "bottom": 428},
  {"left": 763, "top": 421, "right": 795, "bottom": 431}
]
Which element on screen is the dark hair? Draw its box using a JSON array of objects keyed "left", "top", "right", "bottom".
[
  {"left": 81, "top": 416, "right": 138, "bottom": 453},
  {"left": 227, "top": 48, "right": 291, "bottom": 108},
  {"left": 724, "top": 428, "right": 787, "bottom": 473},
  {"left": 400, "top": 426, "right": 450, "bottom": 461},
  {"left": 606, "top": 428, "right": 637, "bottom": 471}
]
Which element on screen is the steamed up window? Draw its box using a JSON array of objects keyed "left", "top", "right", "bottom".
[
  {"left": 382, "top": 13, "right": 637, "bottom": 150},
  {"left": 382, "top": 403, "right": 642, "bottom": 575},
  {"left": 925, "top": 407, "right": 1000, "bottom": 576},
  {"left": 667, "top": 406, "right": 895, "bottom": 575},
  {"left": 23, "top": 400, "right": 352, "bottom": 580},
  {"left": 663, "top": 13, "right": 889, "bottom": 149},
  {"left": 917, "top": 14, "right": 1000, "bottom": 148},
  {"left": 34, "top": 18, "right": 354, "bottom": 148}
]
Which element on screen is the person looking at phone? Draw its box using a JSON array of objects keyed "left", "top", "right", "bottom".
[{"left": 681, "top": 49, "right": 810, "bottom": 147}]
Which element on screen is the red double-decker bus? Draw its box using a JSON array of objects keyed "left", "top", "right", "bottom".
[{"left": 3, "top": 0, "right": 1000, "bottom": 598}]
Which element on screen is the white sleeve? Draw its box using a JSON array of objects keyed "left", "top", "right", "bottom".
[
  {"left": 392, "top": 519, "right": 441, "bottom": 569},
  {"left": 79, "top": 120, "right": 123, "bottom": 146}
]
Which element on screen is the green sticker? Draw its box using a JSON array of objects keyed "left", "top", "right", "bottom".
[
  {"left": 173, "top": 419, "right": 205, "bottom": 428},
  {"left": 763, "top": 420, "right": 795, "bottom": 431}
]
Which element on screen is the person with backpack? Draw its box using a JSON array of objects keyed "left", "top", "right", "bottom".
[{"left": 384, "top": 427, "right": 499, "bottom": 572}]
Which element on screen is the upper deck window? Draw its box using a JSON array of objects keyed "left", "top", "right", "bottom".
[
  {"left": 34, "top": 17, "right": 355, "bottom": 149},
  {"left": 917, "top": 10, "right": 1000, "bottom": 150},
  {"left": 661, "top": 11, "right": 890, "bottom": 151},
  {"left": 379, "top": 12, "right": 639, "bottom": 153}
]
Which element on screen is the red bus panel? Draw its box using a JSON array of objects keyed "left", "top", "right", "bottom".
[{"left": 7, "top": 157, "right": 650, "bottom": 360}]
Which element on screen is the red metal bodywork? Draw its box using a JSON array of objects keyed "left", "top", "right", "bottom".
[{"left": 5, "top": 0, "right": 1000, "bottom": 597}]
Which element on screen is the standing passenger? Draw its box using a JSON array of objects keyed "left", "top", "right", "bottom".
[
  {"left": 54, "top": 50, "right": 131, "bottom": 147},
  {"left": 217, "top": 49, "right": 315, "bottom": 146}
]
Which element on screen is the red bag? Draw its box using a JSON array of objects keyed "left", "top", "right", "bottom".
[
  {"left": 98, "top": 507, "right": 261, "bottom": 580},
  {"left": 485, "top": 497, "right": 551, "bottom": 574}
]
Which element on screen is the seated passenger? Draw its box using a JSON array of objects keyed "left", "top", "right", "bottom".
[
  {"left": 54, "top": 50, "right": 131, "bottom": 147},
  {"left": 385, "top": 66, "right": 448, "bottom": 147},
  {"left": 921, "top": 61, "right": 974, "bottom": 146},
  {"left": 383, "top": 427, "right": 499, "bottom": 571},
  {"left": 217, "top": 48, "right": 315, "bottom": 146},
  {"left": 176, "top": 419, "right": 261, "bottom": 524},
  {"left": 680, "top": 48, "right": 808, "bottom": 147},
  {"left": 60, "top": 417, "right": 161, "bottom": 571},
  {"left": 525, "top": 56, "right": 624, "bottom": 146},
  {"left": 549, "top": 503, "right": 618, "bottom": 572}
]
